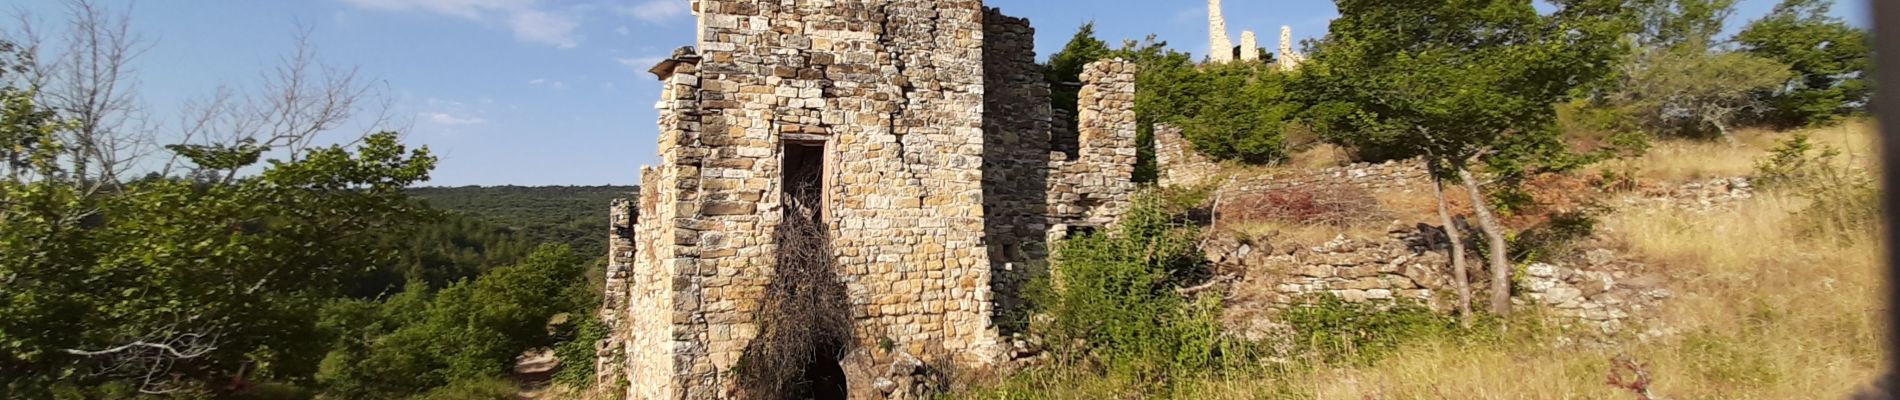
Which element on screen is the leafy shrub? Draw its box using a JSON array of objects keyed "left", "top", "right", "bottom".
[
  {"left": 316, "top": 245, "right": 589, "bottom": 398},
  {"left": 551, "top": 313, "right": 607, "bottom": 388},
  {"left": 1035, "top": 191, "right": 1247, "bottom": 382},
  {"left": 1279, "top": 295, "right": 1457, "bottom": 365},
  {"left": 1753, "top": 133, "right": 1877, "bottom": 239},
  {"left": 407, "top": 378, "right": 517, "bottom": 400}
]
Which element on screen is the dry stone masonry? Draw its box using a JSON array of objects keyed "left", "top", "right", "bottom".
[
  {"left": 1208, "top": 0, "right": 1234, "bottom": 63},
  {"left": 1154, "top": 124, "right": 1221, "bottom": 188},
  {"left": 1206, "top": 227, "right": 1670, "bottom": 341},
  {"left": 1277, "top": 26, "right": 1306, "bottom": 71},
  {"left": 595, "top": 1, "right": 1139, "bottom": 398},
  {"left": 1239, "top": 31, "right": 1260, "bottom": 62}
]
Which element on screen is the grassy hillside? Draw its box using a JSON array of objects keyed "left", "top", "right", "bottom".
[
  {"left": 408, "top": 185, "right": 637, "bottom": 259},
  {"left": 954, "top": 123, "right": 1882, "bottom": 399}
]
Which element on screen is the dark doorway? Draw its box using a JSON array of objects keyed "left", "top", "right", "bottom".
[
  {"left": 782, "top": 142, "right": 826, "bottom": 221},
  {"left": 789, "top": 342, "right": 848, "bottom": 400}
]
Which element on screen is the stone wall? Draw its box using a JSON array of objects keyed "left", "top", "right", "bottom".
[
  {"left": 603, "top": 2, "right": 1139, "bottom": 398},
  {"left": 1153, "top": 123, "right": 1221, "bottom": 187},
  {"left": 1049, "top": 60, "right": 1138, "bottom": 230},
  {"left": 979, "top": 8, "right": 1051, "bottom": 329},
  {"left": 1207, "top": 227, "right": 1668, "bottom": 340},
  {"left": 1226, "top": 159, "right": 1428, "bottom": 194},
  {"left": 593, "top": 197, "right": 636, "bottom": 394}
]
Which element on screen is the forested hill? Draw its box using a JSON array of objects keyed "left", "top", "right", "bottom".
[{"left": 408, "top": 185, "right": 637, "bottom": 259}]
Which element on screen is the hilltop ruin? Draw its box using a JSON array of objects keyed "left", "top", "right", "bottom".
[{"left": 594, "top": 1, "right": 1138, "bottom": 398}]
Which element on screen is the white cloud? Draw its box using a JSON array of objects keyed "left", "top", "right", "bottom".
[
  {"left": 336, "top": 0, "right": 579, "bottom": 48},
  {"left": 510, "top": 10, "right": 579, "bottom": 48},
  {"left": 422, "top": 112, "right": 488, "bottom": 126},
  {"left": 616, "top": 25, "right": 631, "bottom": 36},
  {"left": 528, "top": 78, "right": 566, "bottom": 89},
  {"left": 623, "top": 0, "right": 689, "bottom": 23}
]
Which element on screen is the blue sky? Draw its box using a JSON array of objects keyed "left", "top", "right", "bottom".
[{"left": 10, "top": 0, "right": 1870, "bottom": 186}]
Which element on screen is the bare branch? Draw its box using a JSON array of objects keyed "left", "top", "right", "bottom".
[{"left": 64, "top": 336, "right": 214, "bottom": 359}]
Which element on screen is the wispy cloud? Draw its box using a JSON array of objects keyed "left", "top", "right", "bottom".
[
  {"left": 622, "top": 0, "right": 689, "bottom": 23},
  {"left": 615, "top": 25, "right": 631, "bottom": 36},
  {"left": 422, "top": 112, "right": 488, "bottom": 126},
  {"left": 510, "top": 9, "right": 578, "bottom": 48},
  {"left": 420, "top": 97, "right": 490, "bottom": 127},
  {"left": 528, "top": 78, "right": 566, "bottom": 89},
  {"left": 336, "top": 0, "right": 580, "bottom": 48},
  {"left": 616, "top": 56, "right": 668, "bottom": 71}
]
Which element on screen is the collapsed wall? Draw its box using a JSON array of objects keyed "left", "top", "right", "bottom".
[
  {"left": 1154, "top": 124, "right": 1221, "bottom": 187},
  {"left": 599, "top": 1, "right": 1140, "bottom": 398}
]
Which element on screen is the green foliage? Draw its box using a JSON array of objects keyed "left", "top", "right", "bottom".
[
  {"left": 1037, "top": 192, "right": 1243, "bottom": 382},
  {"left": 316, "top": 245, "right": 591, "bottom": 398},
  {"left": 1753, "top": 132, "right": 1829, "bottom": 189},
  {"left": 1294, "top": 0, "right": 1623, "bottom": 166},
  {"left": 1736, "top": 0, "right": 1871, "bottom": 127},
  {"left": 1280, "top": 295, "right": 1456, "bottom": 365},
  {"left": 1615, "top": 44, "right": 1792, "bottom": 140},
  {"left": 406, "top": 378, "right": 518, "bottom": 400},
  {"left": 2, "top": 123, "right": 435, "bottom": 396},
  {"left": 365, "top": 213, "right": 540, "bottom": 297},
  {"left": 1629, "top": 0, "right": 1736, "bottom": 48},
  {"left": 1046, "top": 22, "right": 1115, "bottom": 121},
  {"left": 551, "top": 313, "right": 606, "bottom": 387},
  {"left": 1174, "top": 63, "right": 1295, "bottom": 163},
  {"left": 407, "top": 185, "right": 634, "bottom": 258}
]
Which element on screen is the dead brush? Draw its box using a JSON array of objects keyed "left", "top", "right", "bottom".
[
  {"left": 1217, "top": 184, "right": 1387, "bottom": 236},
  {"left": 736, "top": 184, "right": 854, "bottom": 400}
]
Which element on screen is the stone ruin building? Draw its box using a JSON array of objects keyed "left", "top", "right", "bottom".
[
  {"left": 1207, "top": 0, "right": 1307, "bottom": 68},
  {"left": 593, "top": 0, "right": 1138, "bottom": 398}
]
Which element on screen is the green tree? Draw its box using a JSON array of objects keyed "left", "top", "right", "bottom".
[
  {"left": 1616, "top": 44, "right": 1792, "bottom": 142},
  {"left": 1046, "top": 21, "right": 1115, "bottom": 120},
  {"left": 1175, "top": 62, "right": 1296, "bottom": 163},
  {"left": 316, "top": 245, "right": 590, "bottom": 398},
  {"left": 1, "top": 128, "right": 437, "bottom": 397},
  {"left": 1294, "top": 0, "right": 1625, "bottom": 315},
  {"left": 1630, "top": 0, "right": 1736, "bottom": 47},
  {"left": 1735, "top": 0, "right": 1871, "bottom": 127}
]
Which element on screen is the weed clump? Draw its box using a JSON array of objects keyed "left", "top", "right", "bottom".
[
  {"left": 1754, "top": 133, "right": 1877, "bottom": 240},
  {"left": 1030, "top": 190, "right": 1248, "bottom": 386}
]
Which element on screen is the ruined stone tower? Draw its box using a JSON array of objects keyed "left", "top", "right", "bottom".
[
  {"left": 1208, "top": 0, "right": 1234, "bottom": 63},
  {"left": 595, "top": 1, "right": 1138, "bottom": 398},
  {"left": 1277, "top": 25, "right": 1307, "bottom": 71}
]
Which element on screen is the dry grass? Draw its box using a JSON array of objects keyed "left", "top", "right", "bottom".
[
  {"left": 962, "top": 193, "right": 1884, "bottom": 399},
  {"left": 1597, "top": 120, "right": 1874, "bottom": 185},
  {"left": 958, "top": 121, "right": 1885, "bottom": 399}
]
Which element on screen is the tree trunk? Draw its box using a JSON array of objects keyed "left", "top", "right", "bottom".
[
  {"left": 1457, "top": 165, "right": 1513, "bottom": 315},
  {"left": 1429, "top": 161, "right": 1474, "bottom": 326}
]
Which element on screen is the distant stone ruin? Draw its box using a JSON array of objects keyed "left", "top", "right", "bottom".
[
  {"left": 594, "top": 1, "right": 1138, "bottom": 398},
  {"left": 1277, "top": 26, "right": 1307, "bottom": 71},
  {"left": 1239, "top": 30, "right": 1261, "bottom": 62},
  {"left": 1207, "top": 1, "right": 1305, "bottom": 67},
  {"left": 1208, "top": 0, "right": 1234, "bottom": 63}
]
